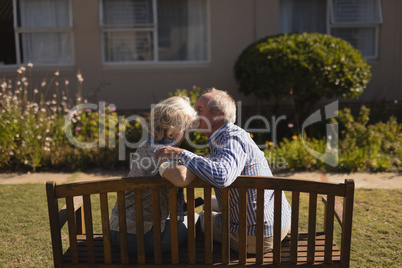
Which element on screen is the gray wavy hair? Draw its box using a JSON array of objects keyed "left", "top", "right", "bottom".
[
  {"left": 150, "top": 96, "right": 197, "bottom": 141},
  {"left": 207, "top": 88, "right": 236, "bottom": 123}
]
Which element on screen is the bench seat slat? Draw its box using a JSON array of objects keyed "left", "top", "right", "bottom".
[
  {"left": 203, "top": 188, "right": 213, "bottom": 264},
  {"left": 169, "top": 189, "right": 179, "bottom": 264},
  {"left": 221, "top": 188, "right": 230, "bottom": 264},
  {"left": 290, "top": 191, "right": 300, "bottom": 263},
  {"left": 83, "top": 194, "right": 95, "bottom": 264},
  {"left": 256, "top": 188, "right": 264, "bottom": 263},
  {"left": 186, "top": 188, "right": 196, "bottom": 264},
  {"left": 100, "top": 193, "right": 112, "bottom": 264},
  {"left": 273, "top": 189, "right": 282, "bottom": 264},
  {"left": 116, "top": 191, "right": 128, "bottom": 264},
  {"left": 66, "top": 196, "right": 78, "bottom": 264},
  {"left": 134, "top": 189, "right": 145, "bottom": 264},
  {"left": 324, "top": 194, "right": 335, "bottom": 263},
  {"left": 238, "top": 188, "right": 247, "bottom": 264},
  {"left": 151, "top": 189, "right": 162, "bottom": 264},
  {"left": 63, "top": 233, "right": 340, "bottom": 266},
  {"left": 307, "top": 193, "right": 318, "bottom": 263}
]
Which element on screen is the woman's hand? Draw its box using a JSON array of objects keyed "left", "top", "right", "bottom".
[{"left": 155, "top": 146, "right": 184, "bottom": 161}]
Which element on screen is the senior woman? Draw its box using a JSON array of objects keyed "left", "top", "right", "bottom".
[{"left": 109, "top": 96, "right": 198, "bottom": 256}]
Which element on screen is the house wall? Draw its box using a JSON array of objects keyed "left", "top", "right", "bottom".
[
  {"left": 0, "top": 0, "right": 400, "bottom": 113},
  {"left": 358, "top": 0, "right": 402, "bottom": 102},
  {"left": 71, "top": 0, "right": 278, "bottom": 112}
]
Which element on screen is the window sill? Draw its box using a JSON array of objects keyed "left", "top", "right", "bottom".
[
  {"left": 102, "top": 61, "right": 211, "bottom": 73},
  {"left": 0, "top": 64, "right": 75, "bottom": 72}
]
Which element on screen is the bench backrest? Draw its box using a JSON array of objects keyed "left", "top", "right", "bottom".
[{"left": 46, "top": 176, "right": 354, "bottom": 267}]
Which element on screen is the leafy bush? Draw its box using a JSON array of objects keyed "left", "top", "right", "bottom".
[
  {"left": 234, "top": 33, "right": 372, "bottom": 122},
  {"left": 336, "top": 107, "right": 400, "bottom": 172},
  {"left": 263, "top": 106, "right": 401, "bottom": 172},
  {"left": 0, "top": 66, "right": 140, "bottom": 172}
]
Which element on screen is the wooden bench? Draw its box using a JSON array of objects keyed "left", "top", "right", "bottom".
[{"left": 46, "top": 175, "right": 354, "bottom": 267}]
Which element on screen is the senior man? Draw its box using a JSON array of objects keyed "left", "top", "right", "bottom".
[{"left": 156, "top": 88, "right": 291, "bottom": 253}]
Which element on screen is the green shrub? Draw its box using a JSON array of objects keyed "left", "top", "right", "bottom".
[
  {"left": 263, "top": 106, "right": 401, "bottom": 172},
  {"left": 234, "top": 33, "right": 371, "bottom": 122},
  {"left": 0, "top": 66, "right": 140, "bottom": 172},
  {"left": 336, "top": 107, "right": 399, "bottom": 172}
]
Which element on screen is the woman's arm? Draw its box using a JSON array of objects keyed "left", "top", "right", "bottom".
[{"left": 159, "top": 162, "right": 197, "bottom": 187}]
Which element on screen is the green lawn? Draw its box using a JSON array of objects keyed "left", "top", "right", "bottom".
[{"left": 0, "top": 184, "right": 400, "bottom": 267}]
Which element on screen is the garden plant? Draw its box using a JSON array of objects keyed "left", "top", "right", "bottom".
[{"left": 234, "top": 33, "right": 372, "bottom": 128}]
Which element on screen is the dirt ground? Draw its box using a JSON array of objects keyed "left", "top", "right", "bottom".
[{"left": 0, "top": 168, "right": 401, "bottom": 189}]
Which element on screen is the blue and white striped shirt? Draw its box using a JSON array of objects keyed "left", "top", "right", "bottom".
[{"left": 180, "top": 123, "right": 291, "bottom": 237}]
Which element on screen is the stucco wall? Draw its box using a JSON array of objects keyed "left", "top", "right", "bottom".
[
  {"left": 358, "top": 0, "right": 402, "bottom": 102},
  {"left": 0, "top": 0, "right": 400, "bottom": 112}
]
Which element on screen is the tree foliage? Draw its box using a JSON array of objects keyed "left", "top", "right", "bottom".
[{"left": 234, "top": 33, "right": 372, "bottom": 117}]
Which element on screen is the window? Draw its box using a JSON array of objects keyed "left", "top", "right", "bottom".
[
  {"left": 100, "top": 0, "right": 209, "bottom": 63},
  {"left": 279, "top": 0, "right": 382, "bottom": 58},
  {"left": 0, "top": 0, "right": 73, "bottom": 66}
]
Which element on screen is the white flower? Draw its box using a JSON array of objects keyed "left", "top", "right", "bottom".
[
  {"left": 54, "top": 71, "right": 59, "bottom": 76},
  {"left": 37, "top": 135, "right": 42, "bottom": 140},
  {"left": 24, "top": 160, "right": 28, "bottom": 165},
  {"left": 34, "top": 89, "right": 39, "bottom": 94},
  {"left": 41, "top": 81, "right": 46, "bottom": 87},
  {"left": 77, "top": 74, "right": 84, "bottom": 83},
  {"left": 27, "top": 62, "right": 33, "bottom": 68}
]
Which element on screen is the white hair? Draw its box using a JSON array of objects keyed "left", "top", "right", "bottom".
[
  {"left": 207, "top": 88, "right": 236, "bottom": 123},
  {"left": 151, "top": 96, "right": 197, "bottom": 141}
]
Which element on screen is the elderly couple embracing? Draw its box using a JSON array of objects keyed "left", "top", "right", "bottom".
[{"left": 109, "top": 88, "right": 292, "bottom": 256}]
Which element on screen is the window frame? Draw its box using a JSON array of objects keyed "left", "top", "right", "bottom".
[
  {"left": 99, "top": 0, "right": 211, "bottom": 66},
  {"left": 12, "top": 0, "right": 75, "bottom": 66},
  {"left": 328, "top": 0, "right": 383, "bottom": 59},
  {"left": 279, "top": 0, "right": 383, "bottom": 59}
]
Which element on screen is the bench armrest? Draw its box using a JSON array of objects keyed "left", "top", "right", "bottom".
[
  {"left": 322, "top": 195, "right": 343, "bottom": 226},
  {"left": 59, "top": 196, "right": 83, "bottom": 228}
]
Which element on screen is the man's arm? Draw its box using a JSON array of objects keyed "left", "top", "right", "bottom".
[
  {"left": 159, "top": 163, "right": 197, "bottom": 187},
  {"left": 156, "top": 137, "right": 247, "bottom": 188}
]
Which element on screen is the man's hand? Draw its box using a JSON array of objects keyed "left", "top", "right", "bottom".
[{"left": 155, "top": 146, "right": 184, "bottom": 161}]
